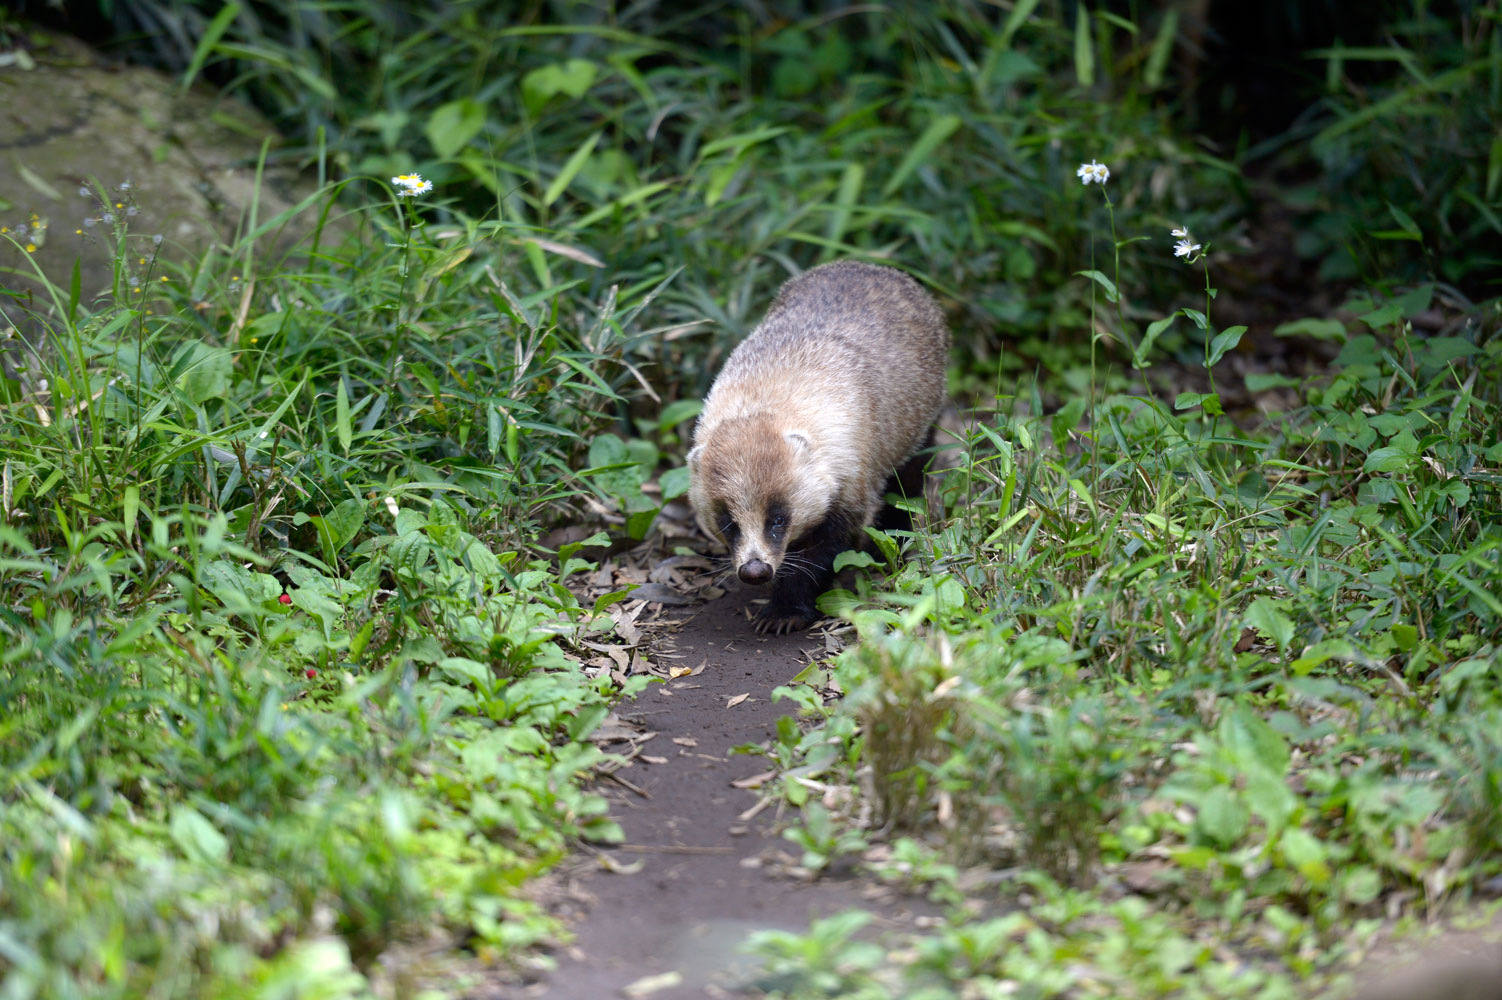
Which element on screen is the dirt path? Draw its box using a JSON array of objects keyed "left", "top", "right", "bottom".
[{"left": 514, "top": 593, "right": 925, "bottom": 999}]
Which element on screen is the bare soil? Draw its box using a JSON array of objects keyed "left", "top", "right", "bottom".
[{"left": 511, "top": 591, "right": 928, "bottom": 1000}]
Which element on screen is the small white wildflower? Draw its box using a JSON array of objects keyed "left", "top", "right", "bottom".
[
  {"left": 83, "top": 217, "right": 96, "bottom": 228},
  {"left": 78, "top": 186, "right": 91, "bottom": 198},
  {"left": 119, "top": 181, "right": 131, "bottom": 191},
  {"left": 38, "top": 379, "right": 48, "bottom": 391},
  {"left": 392, "top": 173, "right": 433, "bottom": 196},
  {"left": 383, "top": 496, "right": 400, "bottom": 518},
  {"left": 102, "top": 213, "right": 114, "bottom": 224},
  {"left": 1171, "top": 227, "right": 1189, "bottom": 238},
  {"left": 152, "top": 234, "right": 163, "bottom": 244},
  {"left": 1174, "top": 239, "right": 1202, "bottom": 259},
  {"left": 1077, "top": 160, "right": 1110, "bottom": 185},
  {"left": 258, "top": 430, "right": 268, "bottom": 439}
]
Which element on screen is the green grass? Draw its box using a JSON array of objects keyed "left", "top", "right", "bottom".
[
  {"left": 752, "top": 218, "right": 1502, "bottom": 998},
  {"left": 3, "top": 1, "right": 1500, "bottom": 997}
]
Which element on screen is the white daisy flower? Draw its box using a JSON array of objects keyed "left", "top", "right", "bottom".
[
  {"left": 1173, "top": 239, "right": 1202, "bottom": 259},
  {"left": 391, "top": 173, "right": 433, "bottom": 196},
  {"left": 1171, "top": 227, "right": 1189, "bottom": 238},
  {"left": 1076, "top": 160, "right": 1110, "bottom": 185}
]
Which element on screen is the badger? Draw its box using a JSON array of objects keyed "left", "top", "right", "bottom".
[{"left": 687, "top": 259, "right": 950, "bottom": 634}]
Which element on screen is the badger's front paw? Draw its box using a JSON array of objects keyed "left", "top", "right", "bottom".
[{"left": 753, "top": 598, "right": 821, "bottom": 636}]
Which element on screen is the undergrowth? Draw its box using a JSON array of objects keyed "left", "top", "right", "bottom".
[{"left": 2, "top": 1, "right": 1499, "bottom": 997}]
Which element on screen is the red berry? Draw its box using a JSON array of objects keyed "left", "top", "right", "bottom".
[
  {"left": 305, "top": 668, "right": 317, "bottom": 679},
  {"left": 279, "top": 593, "right": 292, "bottom": 605}
]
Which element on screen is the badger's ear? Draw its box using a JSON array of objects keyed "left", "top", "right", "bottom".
[
  {"left": 686, "top": 444, "right": 703, "bottom": 471},
  {"left": 784, "top": 430, "right": 812, "bottom": 453}
]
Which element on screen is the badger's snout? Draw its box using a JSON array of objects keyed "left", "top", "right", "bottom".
[{"left": 737, "top": 559, "right": 774, "bottom": 585}]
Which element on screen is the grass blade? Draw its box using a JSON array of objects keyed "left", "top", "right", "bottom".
[
  {"left": 882, "top": 115, "right": 962, "bottom": 197},
  {"left": 544, "top": 130, "right": 603, "bottom": 208}
]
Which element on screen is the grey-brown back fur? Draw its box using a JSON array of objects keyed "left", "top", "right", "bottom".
[{"left": 691, "top": 259, "right": 948, "bottom": 540}]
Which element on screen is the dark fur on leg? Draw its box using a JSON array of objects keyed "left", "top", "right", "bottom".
[
  {"left": 876, "top": 424, "right": 936, "bottom": 533},
  {"left": 755, "top": 509, "right": 857, "bottom": 635}
]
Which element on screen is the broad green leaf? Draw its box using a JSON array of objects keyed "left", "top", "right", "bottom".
[
  {"left": 437, "top": 656, "right": 491, "bottom": 688},
  {"left": 834, "top": 549, "right": 878, "bottom": 572},
  {"left": 1386, "top": 202, "right": 1422, "bottom": 237},
  {"left": 1222, "top": 705, "right": 1291, "bottom": 774},
  {"left": 659, "top": 464, "right": 691, "bottom": 500},
  {"left": 1074, "top": 269, "right": 1119, "bottom": 303},
  {"left": 170, "top": 806, "right": 229, "bottom": 864},
  {"left": 1290, "top": 638, "right": 1353, "bottom": 674},
  {"left": 657, "top": 399, "right": 701, "bottom": 432},
  {"left": 1052, "top": 396, "right": 1087, "bottom": 442},
  {"left": 522, "top": 58, "right": 599, "bottom": 115},
  {"left": 1362, "top": 430, "right": 1418, "bottom": 473},
  {"left": 1245, "top": 596, "right": 1295, "bottom": 652},
  {"left": 1205, "top": 325, "right": 1246, "bottom": 367},
  {"left": 1175, "top": 392, "right": 1221, "bottom": 415},
  {"left": 1340, "top": 865, "right": 1383, "bottom": 905},
  {"left": 1274, "top": 317, "right": 1347, "bottom": 342},
  {"left": 325, "top": 498, "right": 365, "bottom": 550},
  {"left": 1279, "top": 827, "right": 1332, "bottom": 885},
  {"left": 1194, "top": 786, "right": 1248, "bottom": 848},
  {"left": 1359, "top": 302, "right": 1403, "bottom": 329},
  {"left": 1245, "top": 373, "right": 1300, "bottom": 391},
  {"left": 172, "top": 342, "right": 233, "bottom": 403},
  {"left": 558, "top": 529, "right": 611, "bottom": 563},
  {"left": 1245, "top": 769, "right": 1297, "bottom": 834},
  {"left": 1135, "top": 313, "right": 1176, "bottom": 367},
  {"left": 591, "top": 587, "right": 637, "bottom": 616}
]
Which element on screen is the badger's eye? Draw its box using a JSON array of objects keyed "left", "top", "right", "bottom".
[{"left": 765, "top": 504, "right": 790, "bottom": 538}]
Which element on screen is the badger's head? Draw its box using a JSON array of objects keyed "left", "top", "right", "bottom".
[{"left": 687, "top": 414, "right": 833, "bottom": 586}]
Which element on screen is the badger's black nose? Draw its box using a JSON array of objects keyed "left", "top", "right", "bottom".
[{"left": 737, "top": 560, "right": 773, "bottom": 585}]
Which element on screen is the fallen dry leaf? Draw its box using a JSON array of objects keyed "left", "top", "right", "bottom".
[
  {"left": 731, "top": 770, "right": 777, "bottom": 789},
  {"left": 587, "top": 712, "right": 645, "bottom": 744},
  {"left": 599, "top": 854, "right": 646, "bottom": 875},
  {"left": 672, "top": 736, "right": 698, "bottom": 747},
  {"left": 1117, "top": 859, "right": 1176, "bottom": 894},
  {"left": 622, "top": 970, "right": 683, "bottom": 997},
  {"left": 626, "top": 582, "right": 696, "bottom": 606},
  {"left": 726, "top": 692, "right": 750, "bottom": 709}
]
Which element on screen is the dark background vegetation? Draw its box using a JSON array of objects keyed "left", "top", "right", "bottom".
[{"left": 14, "top": 0, "right": 1501, "bottom": 306}]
